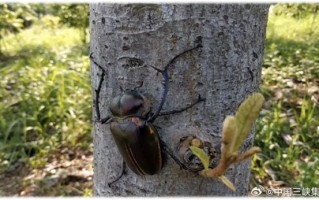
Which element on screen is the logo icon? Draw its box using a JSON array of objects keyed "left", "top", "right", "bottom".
[{"left": 251, "top": 187, "right": 263, "bottom": 196}]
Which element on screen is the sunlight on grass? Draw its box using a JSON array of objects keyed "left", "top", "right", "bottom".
[
  {"left": 2, "top": 24, "right": 83, "bottom": 55},
  {"left": 0, "top": 22, "right": 92, "bottom": 195},
  {"left": 267, "top": 13, "right": 319, "bottom": 42},
  {"left": 251, "top": 4, "right": 319, "bottom": 190}
]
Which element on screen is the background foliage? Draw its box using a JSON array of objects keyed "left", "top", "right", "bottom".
[
  {"left": 251, "top": 3, "right": 319, "bottom": 191},
  {"left": 0, "top": 3, "right": 92, "bottom": 196},
  {"left": 0, "top": 3, "right": 318, "bottom": 196}
]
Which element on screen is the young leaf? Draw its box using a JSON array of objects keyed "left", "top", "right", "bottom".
[
  {"left": 222, "top": 116, "right": 237, "bottom": 158},
  {"left": 218, "top": 175, "right": 236, "bottom": 192},
  {"left": 189, "top": 146, "right": 210, "bottom": 170},
  {"left": 233, "top": 93, "right": 265, "bottom": 151}
]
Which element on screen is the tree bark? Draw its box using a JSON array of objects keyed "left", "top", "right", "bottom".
[{"left": 90, "top": 4, "right": 269, "bottom": 196}]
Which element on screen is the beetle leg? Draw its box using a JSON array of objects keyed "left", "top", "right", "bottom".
[
  {"left": 108, "top": 161, "right": 127, "bottom": 187},
  {"left": 160, "top": 138, "right": 197, "bottom": 173},
  {"left": 90, "top": 52, "right": 107, "bottom": 73},
  {"left": 91, "top": 53, "right": 113, "bottom": 124},
  {"left": 94, "top": 71, "right": 112, "bottom": 124},
  {"left": 100, "top": 116, "right": 112, "bottom": 124},
  {"left": 163, "top": 43, "right": 203, "bottom": 71},
  {"left": 162, "top": 144, "right": 187, "bottom": 170},
  {"left": 147, "top": 44, "right": 203, "bottom": 123},
  {"left": 158, "top": 94, "right": 206, "bottom": 117},
  {"left": 94, "top": 72, "right": 105, "bottom": 121},
  {"left": 146, "top": 69, "right": 169, "bottom": 123}
]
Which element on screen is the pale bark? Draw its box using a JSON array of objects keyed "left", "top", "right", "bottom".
[{"left": 90, "top": 4, "right": 269, "bottom": 196}]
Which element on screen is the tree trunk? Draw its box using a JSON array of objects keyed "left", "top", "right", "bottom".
[{"left": 90, "top": 4, "right": 269, "bottom": 196}]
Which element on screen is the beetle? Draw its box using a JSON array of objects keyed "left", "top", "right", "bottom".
[
  {"left": 90, "top": 43, "right": 205, "bottom": 185},
  {"left": 108, "top": 90, "right": 162, "bottom": 175}
]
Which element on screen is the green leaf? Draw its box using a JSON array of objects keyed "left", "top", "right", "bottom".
[
  {"left": 189, "top": 146, "right": 210, "bottom": 170},
  {"left": 218, "top": 175, "right": 236, "bottom": 192},
  {"left": 222, "top": 116, "right": 237, "bottom": 157},
  {"left": 233, "top": 93, "right": 265, "bottom": 151}
]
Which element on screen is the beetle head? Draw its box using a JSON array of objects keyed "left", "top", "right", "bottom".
[{"left": 110, "top": 90, "right": 151, "bottom": 117}]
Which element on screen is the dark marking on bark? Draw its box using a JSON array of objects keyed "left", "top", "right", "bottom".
[
  {"left": 92, "top": 20, "right": 96, "bottom": 25},
  {"left": 122, "top": 46, "right": 130, "bottom": 51},
  {"left": 118, "top": 57, "right": 145, "bottom": 69},
  {"left": 170, "top": 34, "right": 180, "bottom": 44},
  {"left": 195, "top": 36, "right": 202, "bottom": 45},
  {"left": 133, "top": 80, "right": 144, "bottom": 90},
  {"left": 101, "top": 17, "right": 105, "bottom": 24},
  {"left": 247, "top": 67, "right": 254, "bottom": 81},
  {"left": 105, "top": 45, "right": 108, "bottom": 49}
]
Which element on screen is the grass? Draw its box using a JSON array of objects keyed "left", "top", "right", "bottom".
[
  {"left": 0, "top": 20, "right": 92, "bottom": 196},
  {"left": 251, "top": 5, "right": 319, "bottom": 190}
]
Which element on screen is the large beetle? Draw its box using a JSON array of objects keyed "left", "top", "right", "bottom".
[
  {"left": 108, "top": 90, "right": 162, "bottom": 175},
  {"left": 90, "top": 43, "right": 204, "bottom": 184}
]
